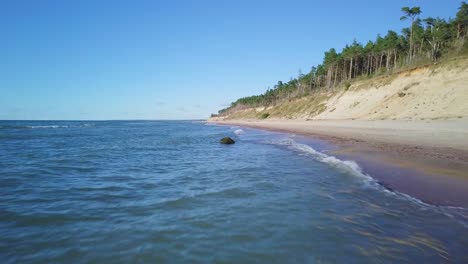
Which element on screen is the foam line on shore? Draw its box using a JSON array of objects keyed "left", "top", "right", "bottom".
[{"left": 271, "top": 136, "right": 468, "bottom": 225}]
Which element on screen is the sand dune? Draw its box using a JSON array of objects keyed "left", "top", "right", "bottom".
[{"left": 315, "top": 60, "right": 468, "bottom": 120}]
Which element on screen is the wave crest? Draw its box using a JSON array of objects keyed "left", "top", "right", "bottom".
[
  {"left": 275, "top": 138, "right": 373, "bottom": 182},
  {"left": 270, "top": 136, "right": 468, "bottom": 221},
  {"left": 0, "top": 124, "right": 94, "bottom": 129},
  {"left": 234, "top": 129, "right": 245, "bottom": 135}
]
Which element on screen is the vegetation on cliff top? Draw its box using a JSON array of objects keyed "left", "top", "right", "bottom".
[{"left": 215, "top": 3, "right": 468, "bottom": 117}]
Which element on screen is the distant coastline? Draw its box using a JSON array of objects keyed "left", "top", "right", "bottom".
[{"left": 207, "top": 53, "right": 468, "bottom": 207}]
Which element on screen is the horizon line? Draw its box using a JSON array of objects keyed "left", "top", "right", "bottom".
[{"left": 0, "top": 119, "right": 207, "bottom": 122}]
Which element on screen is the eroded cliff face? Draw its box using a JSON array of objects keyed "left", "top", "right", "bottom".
[{"left": 215, "top": 57, "right": 468, "bottom": 121}]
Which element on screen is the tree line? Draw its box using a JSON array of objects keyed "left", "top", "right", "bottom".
[{"left": 216, "top": 3, "right": 468, "bottom": 117}]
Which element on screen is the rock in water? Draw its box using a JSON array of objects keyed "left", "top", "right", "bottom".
[{"left": 220, "top": 137, "right": 235, "bottom": 144}]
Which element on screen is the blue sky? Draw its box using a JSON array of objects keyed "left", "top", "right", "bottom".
[{"left": 0, "top": 0, "right": 462, "bottom": 120}]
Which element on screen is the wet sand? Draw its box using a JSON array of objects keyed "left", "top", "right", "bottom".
[{"left": 210, "top": 119, "right": 468, "bottom": 208}]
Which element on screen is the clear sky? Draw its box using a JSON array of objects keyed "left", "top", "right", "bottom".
[{"left": 0, "top": 0, "right": 462, "bottom": 120}]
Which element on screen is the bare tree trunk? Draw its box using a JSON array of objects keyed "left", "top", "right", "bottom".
[
  {"left": 309, "top": 71, "right": 313, "bottom": 91},
  {"left": 409, "top": 18, "right": 414, "bottom": 62},
  {"left": 457, "top": 23, "right": 461, "bottom": 39},
  {"left": 419, "top": 38, "right": 424, "bottom": 57},
  {"left": 333, "top": 66, "right": 338, "bottom": 87},
  {"left": 366, "top": 55, "right": 370, "bottom": 75},
  {"left": 354, "top": 59, "right": 358, "bottom": 79},
  {"left": 343, "top": 60, "right": 347, "bottom": 80},
  {"left": 379, "top": 53, "right": 383, "bottom": 70},
  {"left": 386, "top": 51, "right": 390, "bottom": 72}
]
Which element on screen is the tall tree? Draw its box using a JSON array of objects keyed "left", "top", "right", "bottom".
[
  {"left": 363, "top": 41, "right": 375, "bottom": 75},
  {"left": 401, "top": 6, "right": 422, "bottom": 61},
  {"left": 456, "top": 2, "right": 468, "bottom": 39},
  {"left": 323, "top": 48, "right": 338, "bottom": 88},
  {"left": 383, "top": 30, "right": 399, "bottom": 70},
  {"left": 424, "top": 17, "right": 450, "bottom": 60}
]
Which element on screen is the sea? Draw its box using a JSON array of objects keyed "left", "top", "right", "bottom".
[{"left": 0, "top": 120, "right": 467, "bottom": 263}]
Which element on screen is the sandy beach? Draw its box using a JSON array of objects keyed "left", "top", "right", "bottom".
[
  {"left": 209, "top": 57, "right": 468, "bottom": 207},
  {"left": 210, "top": 118, "right": 468, "bottom": 207},
  {"left": 212, "top": 119, "right": 468, "bottom": 150}
]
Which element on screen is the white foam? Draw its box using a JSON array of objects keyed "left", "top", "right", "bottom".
[
  {"left": 25, "top": 124, "right": 93, "bottom": 129},
  {"left": 273, "top": 137, "right": 431, "bottom": 201},
  {"left": 27, "top": 125, "right": 69, "bottom": 129},
  {"left": 279, "top": 138, "right": 375, "bottom": 184},
  {"left": 271, "top": 137, "right": 468, "bottom": 220},
  {"left": 234, "top": 129, "right": 245, "bottom": 135}
]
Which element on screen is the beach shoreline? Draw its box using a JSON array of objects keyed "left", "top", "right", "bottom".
[{"left": 209, "top": 118, "right": 468, "bottom": 208}]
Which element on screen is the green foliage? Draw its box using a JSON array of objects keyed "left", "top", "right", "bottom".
[
  {"left": 260, "top": 113, "right": 270, "bottom": 119},
  {"left": 456, "top": 2, "right": 468, "bottom": 38},
  {"left": 217, "top": 3, "right": 468, "bottom": 116},
  {"left": 400, "top": 6, "right": 421, "bottom": 21},
  {"left": 344, "top": 82, "right": 352, "bottom": 90}
]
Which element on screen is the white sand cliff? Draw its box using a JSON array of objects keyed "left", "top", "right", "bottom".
[{"left": 315, "top": 60, "right": 468, "bottom": 121}]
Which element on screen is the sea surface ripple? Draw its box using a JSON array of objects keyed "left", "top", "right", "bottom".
[{"left": 0, "top": 120, "right": 467, "bottom": 263}]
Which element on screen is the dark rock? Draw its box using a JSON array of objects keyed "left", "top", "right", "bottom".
[{"left": 220, "top": 137, "right": 235, "bottom": 144}]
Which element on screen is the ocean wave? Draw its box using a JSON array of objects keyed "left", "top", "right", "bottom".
[
  {"left": 270, "top": 138, "right": 431, "bottom": 201},
  {"left": 28, "top": 125, "right": 70, "bottom": 129},
  {"left": 234, "top": 129, "right": 245, "bottom": 135},
  {"left": 125, "top": 122, "right": 153, "bottom": 125},
  {"left": 270, "top": 136, "right": 468, "bottom": 221},
  {"left": 0, "top": 124, "right": 94, "bottom": 129},
  {"left": 150, "top": 187, "right": 256, "bottom": 211},
  {"left": 275, "top": 137, "right": 374, "bottom": 183}
]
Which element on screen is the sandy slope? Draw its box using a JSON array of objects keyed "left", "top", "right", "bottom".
[{"left": 315, "top": 60, "right": 468, "bottom": 120}]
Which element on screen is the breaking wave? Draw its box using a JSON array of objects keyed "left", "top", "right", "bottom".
[
  {"left": 268, "top": 136, "right": 468, "bottom": 224},
  {"left": 273, "top": 137, "right": 375, "bottom": 184},
  {"left": 0, "top": 124, "right": 94, "bottom": 129},
  {"left": 234, "top": 129, "right": 245, "bottom": 135}
]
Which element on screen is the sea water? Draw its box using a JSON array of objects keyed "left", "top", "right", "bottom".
[{"left": 0, "top": 120, "right": 467, "bottom": 263}]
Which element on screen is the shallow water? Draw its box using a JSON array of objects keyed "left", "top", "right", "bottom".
[{"left": 0, "top": 120, "right": 467, "bottom": 263}]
